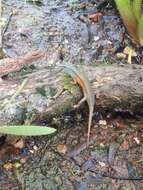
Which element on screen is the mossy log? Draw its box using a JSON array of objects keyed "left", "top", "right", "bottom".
[{"left": 0, "top": 64, "right": 143, "bottom": 124}]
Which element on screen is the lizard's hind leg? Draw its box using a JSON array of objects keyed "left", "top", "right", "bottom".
[{"left": 73, "top": 96, "right": 86, "bottom": 108}]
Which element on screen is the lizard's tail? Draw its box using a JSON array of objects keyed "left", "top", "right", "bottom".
[{"left": 87, "top": 108, "right": 94, "bottom": 145}]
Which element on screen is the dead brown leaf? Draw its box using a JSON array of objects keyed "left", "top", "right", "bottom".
[
  {"left": 57, "top": 144, "right": 68, "bottom": 154},
  {"left": 13, "top": 139, "right": 25, "bottom": 149},
  {"left": 88, "top": 12, "right": 103, "bottom": 23}
]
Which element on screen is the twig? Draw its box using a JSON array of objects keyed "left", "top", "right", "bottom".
[
  {"left": 0, "top": 11, "right": 13, "bottom": 51},
  {"left": 89, "top": 168, "right": 143, "bottom": 181},
  {"left": 2, "top": 11, "right": 13, "bottom": 36},
  {"left": 0, "top": 78, "right": 28, "bottom": 111}
]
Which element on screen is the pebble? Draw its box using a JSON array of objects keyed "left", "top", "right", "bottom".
[
  {"left": 33, "top": 145, "right": 38, "bottom": 151},
  {"left": 116, "top": 52, "right": 126, "bottom": 59},
  {"left": 94, "top": 36, "right": 100, "bottom": 42},
  {"left": 29, "top": 150, "right": 34, "bottom": 154},
  {"left": 133, "top": 137, "right": 140, "bottom": 144},
  {"left": 99, "top": 120, "right": 107, "bottom": 126},
  {"left": 20, "top": 157, "right": 27, "bottom": 164},
  {"left": 98, "top": 161, "right": 106, "bottom": 167}
]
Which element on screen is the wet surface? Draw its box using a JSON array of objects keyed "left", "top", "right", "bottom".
[{"left": 3, "top": 0, "right": 125, "bottom": 65}]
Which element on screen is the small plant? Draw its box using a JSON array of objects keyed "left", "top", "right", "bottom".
[
  {"left": 115, "top": 0, "right": 143, "bottom": 46},
  {"left": 68, "top": 0, "right": 79, "bottom": 9},
  {"left": 0, "top": 125, "right": 56, "bottom": 136}
]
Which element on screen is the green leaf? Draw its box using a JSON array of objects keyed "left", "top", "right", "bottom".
[
  {"left": 115, "top": 0, "right": 139, "bottom": 44},
  {"left": 0, "top": 125, "right": 56, "bottom": 136},
  {"left": 138, "top": 15, "right": 143, "bottom": 46},
  {"left": 132, "top": 0, "right": 142, "bottom": 21}
]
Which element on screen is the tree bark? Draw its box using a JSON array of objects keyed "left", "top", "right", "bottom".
[{"left": 0, "top": 64, "right": 143, "bottom": 124}]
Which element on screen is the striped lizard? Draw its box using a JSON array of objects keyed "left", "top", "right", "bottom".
[{"left": 61, "top": 64, "right": 95, "bottom": 144}]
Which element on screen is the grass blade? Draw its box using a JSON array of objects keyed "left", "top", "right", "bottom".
[
  {"left": 138, "top": 15, "right": 143, "bottom": 46},
  {"left": 132, "top": 0, "right": 142, "bottom": 21},
  {"left": 0, "top": 125, "right": 56, "bottom": 136},
  {"left": 115, "top": 0, "right": 139, "bottom": 44},
  {"left": 1, "top": 78, "right": 28, "bottom": 111}
]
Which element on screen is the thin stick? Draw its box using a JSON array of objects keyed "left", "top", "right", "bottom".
[{"left": 0, "top": 78, "right": 28, "bottom": 111}]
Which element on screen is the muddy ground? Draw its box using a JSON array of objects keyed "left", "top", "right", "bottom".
[{"left": 0, "top": 0, "right": 143, "bottom": 189}]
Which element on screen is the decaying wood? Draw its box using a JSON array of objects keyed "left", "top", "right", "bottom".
[
  {"left": 0, "top": 64, "right": 143, "bottom": 124},
  {"left": 0, "top": 50, "right": 45, "bottom": 77}
]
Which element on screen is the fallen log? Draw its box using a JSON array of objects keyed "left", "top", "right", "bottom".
[{"left": 0, "top": 63, "right": 143, "bottom": 124}]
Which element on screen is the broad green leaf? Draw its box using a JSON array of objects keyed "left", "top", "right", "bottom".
[
  {"left": 138, "top": 15, "right": 143, "bottom": 46},
  {"left": 115, "top": 0, "right": 139, "bottom": 45},
  {"left": 0, "top": 125, "right": 56, "bottom": 136},
  {"left": 132, "top": 0, "right": 142, "bottom": 21}
]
